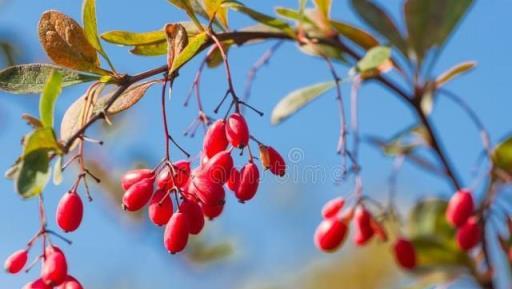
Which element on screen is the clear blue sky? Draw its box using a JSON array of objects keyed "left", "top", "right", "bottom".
[{"left": 1, "top": 1, "right": 511, "bottom": 288}]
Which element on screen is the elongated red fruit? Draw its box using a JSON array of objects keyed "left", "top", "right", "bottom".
[
  {"left": 446, "top": 189, "right": 474, "bottom": 227},
  {"left": 22, "top": 279, "right": 52, "bottom": 289},
  {"left": 4, "top": 249, "right": 28, "bottom": 274},
  {"left": 235, "top": 162, "right": 260, "bottom": 202},
  {"left": 121, "top": 169, "right": 154, "bottom": 191},
  {"left": 314, "top": 218, "right": 348, "bottom": 252},
  {"left": 55, "top": 275, "right": 84, "bottom": 289},
  {"left": 393, "top": 238, "right": 416, "bottom": 270},
  {"left": 42, "top": 245, "right": 67, "bottom": 286},
  {"left": 266, "top": 146, "right": 286, "bottom": 176},
  {"left": 353, "top": 206, "right": 374, "bottom": 246},
  {"left": 226, "top": 113, "right": 249, "bottom": 148},
  {"left": 157, "top": 161, "right": 191, "bottom": 191},
  {"left": 148, "top": 189, "right": 173, "bottom": 226},
  {"left": 189, "top": 176, "right": 225, "bottom": 207},
  {"left": 56, "top": 191, "right": 84, "bottom": 233},
  {"left": 321, "top": 197, "right": 345, "bottom": 219},
  {"left": 201, "top": 202, "right": 224, "bottom": 220},
  {"left": 122, "top": 178, "right": 154, "bottom": 211},
  {"left": 164, "top": 212, "right": 190, "bottom": 254},
  {"left": 203, "top": 119, "right": 229, "bottom": 158},
  {"left": 180, "top": 200, "right": 205, "bottom": 234},
  {"left": 456, "top": 216, "right": 481, "bottom": 251},
  {"left": 226, "top": 167, "right": 240, "bottom": 192},
  {"left": 201, "top": 151, "right": 233, "bottom": 184}
]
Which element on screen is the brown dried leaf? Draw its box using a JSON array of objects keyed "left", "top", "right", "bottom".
[
  {"left": 38, "top": 10, "right": 105, "bottom": 74},
  {"left": 95, "top": 80, "right": 159, "bottom": 114},
  {"left": 165, "top": 23, "right": 189, "bottom": 69}
]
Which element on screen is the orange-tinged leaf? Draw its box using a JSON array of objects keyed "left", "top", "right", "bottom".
[
  {"left": 165, "top": 23, "right": 189, "bottom": 69},
  {"left": 435, "top": 61, "right": 476, "bottom": 88},
  {"left": 95, "top": 80, "right": 159, "bottom": 114}
]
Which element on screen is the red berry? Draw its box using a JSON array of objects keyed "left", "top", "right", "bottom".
[
  {"left": 189, "top": 176, "right": 225, "bottom": 207},
  {"left": 4, "top": 249, "right": 28, "bottom": 274},
  {"left": 41, "top": 245, "right": 67, "bottom": 286},
  {"left": 203, "top": 119, "right": 229, "bottom": 158},
  {"left": 157, "top": 161, "right": 191, "bottom": 191},
  {"left": 201, "top": 202, "right": 224, "bottom": 220},
  {"left": 121, "top": 169, "right": 154, "bottom": 191},
  {"left": 446, "top": 189, "right": 474, "bottom": 227},
  {"left": 226, "top": 167, "right": 240, "bottom": 193},
  {"left": 225, "top": 113, "right": 249, "bottom": 148},
  {"left": 180, "top": 200, "right": 205, "bottom": 235},
  {"left": 201, "top": 150, "right": 233, "bottom": 184},
  {"left": 22, "top": 279, "right": 52, "bottom": 289},
  {"left": 55, "top": 275, "right": 84, "bottom": 289},
  {"left": 56, "top": 191, "right": 84, "bottom": 233},
  {"left": 353, "top": 206, "right": 374, "bottom": 246},
  {"left": 164, "top": 212, "right": 190, "bottom": 254},
  {"left": 122, "top": 178, "right": 154, "bottom": 211},
  {"left": 235, "top": 162, "right": 260, "bottom": 202},
  {"left": 148, "top": 189, "right": 174, "bottom": 226},
  {"left": 321, "top": 197, "right": 345, "bottom": 219},
  {"left": 456, "top": 216, "right": 481, "bottom": 251},
  {"left": 393, "top": 238, "right": 416, "bottom": 270},
  {"left": 266, "top": 146, "right": 286, "bottom": 177},
  {"left": 314, "top": 218, "right": 348, "bottom": 252}
]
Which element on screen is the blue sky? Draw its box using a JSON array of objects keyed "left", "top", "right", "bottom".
[{"left": 1, "top": 0, "right": 511, "bottom": 288}]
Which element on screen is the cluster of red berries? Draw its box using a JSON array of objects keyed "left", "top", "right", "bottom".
[
  {"left": 446, "top": 188, "right": 481, "bottom": 251},
  {"left": 120, "top": 113, "right": 286, "bottom": 254},
  {"left": 314, "top": 197, "right": 417, "bottom": 270},
  {"left": 5, "top": 245, "right": 83, "bottom": 289}
]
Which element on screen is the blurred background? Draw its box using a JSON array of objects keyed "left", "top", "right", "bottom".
[{"left": 1, "top": 0, "right": 511, "bottom": 288}]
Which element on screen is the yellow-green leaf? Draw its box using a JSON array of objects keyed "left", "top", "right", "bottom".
[
  {"left": 53, "top": 156, "right": 63, "bottom": 185},
  {"left": 493, "top": 136, "right": 512, "bottom": 176},
  {"left": 23, "top": 127, "right": 61, "bottom": 156},
  {"left": 38, "top": 10, "right": 107, "bottom": 75},
  {"left": 271, "top": 81, "right": 335, "bottom": 125},
  {"left": 16, "top": 149, "right": 51, "bottom": 199},
  {"left": 39, "top": 70, "right": 63, "bottom": 128},
  {"left": 330, "top": 20, "right": 379, "bottom": 50},
  {"left": 356, "top": 46, "right": 391, "bottom": 73},
  {"left": 170, "top": 32, "right": 209, "bottom": 72},
  {"left": 101, "top": 30, "right": 166, "bottom": 46},
  {"left": 435, "top": 61, "right": 476, "bottom": 88},
  {"left": 204, "top": 0, "right": 228, "bottom": 27},
  {"left": 313, "top": 0, "right": 331, "bottom": 18},
  {"left": 130, "top": 42, "right": 168, "bottom": 56},
  {"left": 83, "top": 0, "right": 114, "bottom": 70}
]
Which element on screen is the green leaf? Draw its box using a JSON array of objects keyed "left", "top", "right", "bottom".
[
  {"left": 16, "top": 149, "right": 51, "bottom": 199},
  {"left": 411, "top": 236, "right": 469, "bottom": 269},
  {"left": 130, "top": 42, "right": 168, "bottom": 56},
  {"left": 170, "top": 32, "right": 209, "bottom": 72},
  {"left": 223, "top": 1, "right": 295, "bottom": 37},
  {"left": 94, "top": 80, "right": 159, "bottom": 115},
  {"left": 0, "top": 64, "right": 99, "bottom": 94},
  {"left": 350, "top": 0, "right": 407, "bottom": 55},
  {"left": 82, "top": 0, "right": 113, "bottom": 69},
  {"left": 275, "top": 7, "right": 315, "bottom": 26},
  {"left": 39, "top": 70, "right": 63, "bottom": 128},
  {"left": 271, "top": 81, "right": 335, "bottom": 125},
  {"left": 405, "top": 0, "right": 473, "bottom": 63},
  {"left": 23, "top": 127, "right": 61, "bottom": 156},
  {"left": 435, "top": 61, "right": 476, "bottom": 88},
  {"left": 204, "top": 0, "right": 228, "bottom": 27},
  {"left": 167, "top": 0, "right": 204, "bottom": 30},
  {"left": 313, "top": 0, "right": 331, "bottom": 18},
  {"left": 101, "top": 30, "right": 166, "bottom": 46},
  {"left": 53, "top": 155, "right": 63, "bottom": 185},
  {"left": 356, "top": 46, "right": 391, "bottom": 72},
  {"left": 493, "top": 136, "right": 512, "bottom": 176},
  {"left": 330, "top": 20, "right": 379, "bottom": 50}
]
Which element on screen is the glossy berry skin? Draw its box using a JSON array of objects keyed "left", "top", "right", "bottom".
[
  {"left": 42, "top": 246, "right": 67, "bottom": 286},
  {"left": 314, "top": 218, "right": 348, "bottom": 252},
  {"left": 22, "top": 279, "right": 52, "bottom": 289},
  {"left": 203, "top": 119, "right": 229, "bottom": 158},
  {"left": 180, "top": 200, "right": 205, "bottom": 235},
  {"left": 456, "top": 217, "right": 481, "bottom": 251},
  {"left": 201, "top": 202, "right": 224, "bottom": 220},
  {"left": 164, "top": 212, "right": 190, "bottom": 254},
  {"left": 226, "top": 168, "right": 240, "bottom": 192},
  {"left": 4, "top": 249, "right": 28, "bottom": 274},
  {"left": 122, "top": 178, "right": 154, "bottom": 211},
  {"left": 353, "top": 206, "right": 374, "bottom": 246},
  {"left": 148, "top": 189, "right": 174, "bottom": 226},
  {"left": 446, "top": 189, "right": 474, "bottom": 228},
  {"left": 235, "top": 162, "right": 260, "bottom": 203},
  {"left": 266, "top": 146, "right": 286, "bottom": 177},
  {"left": 321, "top": 197, "right": 345, "bottom": 219},
  {"left": 56, "top": 191, "right": 84, "bottom": 233},
  {"left": 157, "top": 161, "right": 191, "bottom": 191},
  {"left": 55, "top": 276, "right": 84, "bottom": 289},
  {"left": 393, "top": 238, "right": 416, "bottom": 270},
  {"left": 121, "top": 169, "right": 154, "bottom": 191},
  {"left": 189, "top": 176, "right": 225, "bottom": 207},
  {"left": 201, "top": 151, "right": 233, "bottom": 184},
  {"left": 225, "top": 113, "right": 249, "bottom": 148}
]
